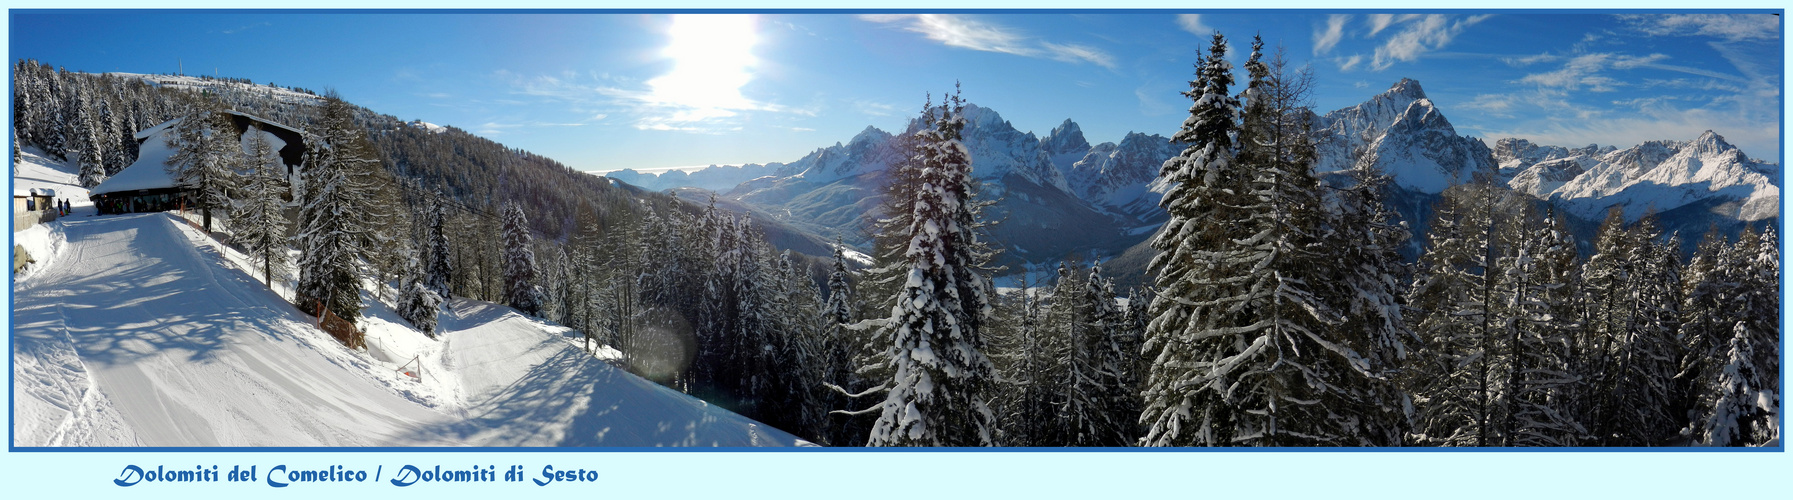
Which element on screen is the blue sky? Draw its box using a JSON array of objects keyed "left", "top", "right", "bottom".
[{"left": 9, "top": 11, "right": 1783, "bottom": 170}]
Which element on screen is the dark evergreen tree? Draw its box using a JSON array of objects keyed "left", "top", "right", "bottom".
[
  {"left": 294, "top": 93, "right": 379, "bottom": 326},
  {"left": 424, "top": 203, "right": 454, "bottom": 304},
  {"left": 397, "top": 257, "right": 443, "bottom": 337},
  {"left": 1139, "top": 31, "right": 1243, "bottom": 447},
  {"left": 501, "top": 201, "right": 545, "bottom": 317},
  {"left": 1406, "top": 181, "right": 1512, "bottom": 446}
]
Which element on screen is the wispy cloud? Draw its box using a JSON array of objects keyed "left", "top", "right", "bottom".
[
  {"left": 1371, "top": 14, "right": 1492, "bottom": 71},
  {"left": 1619, "top": 13, "right": 1779, "bottom": 42},
  {"left": 852, "top": 100, "right": 902, "bottom": 117},
  {"left": 1176, "top": 14, "right": 1211, "bottom": 35},
  {"left": 861, "top": 14, "right": 1032, "bottom": 55},
  {"left": 860, "top": 14, "right": 1117, "bottom": 70},
  {"left": 1519, "top": 53, "right": 1668, "bottom": 91},
  {"left": 1314, "top": 14, "right": 1349, "bottom": 55},
  {"left": 1367, "top": 14, "right": 1416, "bottom": 37},
  {"left": 1043, "top": 42, "right": 1117, "bottom": 69}
]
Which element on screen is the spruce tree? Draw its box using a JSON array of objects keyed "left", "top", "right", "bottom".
[
  {"left": 1139, "top": 31, "right": 1242, "bottom": 447},
  {"left": 294, "top": 92, "right": 378, "bottom": 327},
  {"left": 397, "top": 256, "right": 443, "bottom": 337},
  {"left": 501, "top": 201, "right": 545, "bottom": 317},
  {"left": 864, "top": 87, "right": 999, "bottom": 447},
  {"left": 424, "top": 202, "right": 454, "bottom": 304}
]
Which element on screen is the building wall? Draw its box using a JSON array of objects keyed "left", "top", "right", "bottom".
[{"left": 13, "top": 195, "right": 57, "bottom": 230}]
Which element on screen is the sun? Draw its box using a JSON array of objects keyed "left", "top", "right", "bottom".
[{"left": 645, "top": 14, "right": 761, "bottom": 120}]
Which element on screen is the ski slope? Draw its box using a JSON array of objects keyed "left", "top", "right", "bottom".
[{"left": 12, "top": 165, "right": 806, "bottom": 447}]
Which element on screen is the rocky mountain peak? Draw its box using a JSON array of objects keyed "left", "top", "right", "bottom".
[{"left": 1386, "top": 78, "right": 1427, "bottom": 100}]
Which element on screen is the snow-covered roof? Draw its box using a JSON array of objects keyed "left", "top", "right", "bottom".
[
  {"left": 14, "top": 187, "right": 56, "bottom": 197},
  {"left": 132, "top": 118, "right": 181, "bottom": 141},
  {"left": 92, "top": 125, "right": 181, "bottom": 196},
  {"left": 132, "top": 111, "right": 303, "bottom": 142},
  {"left": 97, "top": 114, "right": 297, "bottom": 197},
  {"left": 225, "top": 110, "right": 304, "bottom": 137}
]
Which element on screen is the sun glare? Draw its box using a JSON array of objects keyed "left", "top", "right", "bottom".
[{"left": 646, "top": 14, "right": 760, "bottom": 118}]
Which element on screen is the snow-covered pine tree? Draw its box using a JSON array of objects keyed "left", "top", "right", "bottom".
[
  {"left": 424, "top": 202, "right": 454, "bottom": 304},
  {"left": 73, "top": 80, "right": 109, "bottom": 188},
  {"left": 1039, "top": 262, "right": 1085, "bottom": 446},
  {"left": 1139, "top": 31, "right": 1243, "bottom": 448},
  {"left": 1700, "top": 321, "right": 1766, "bottom": 446},
  {"left": 819, "top": 237, "right": 866, "bottom": 446},
  {"left": 1113, "top": 286, "right": 1149, "bottom": 441},
  {"left": 764, "top": 248, "right": 826, "bottom": 441},
  {"left": 1143, "top": 33, "right": 1354, "bottom": 447},
  {"left": 864, "top": 87, "right": 999, "bottom": 447},
  {"left": 1406, "top": 180, "right": 1515, "bottom": 446},
  {"left": 1675, "top": 226, "right": 1735, "bottom": 427},
  {"left": 1594, "top": 215, "right": 1682, "bottom": 446},
  {"left": 1500, "top": 205, "right": 1586, "bottom": 446},
  {"left": 227, "top": 124, "right": 291, "bottom": 288},
  {"left": 165, "top": 100, "right": 240, "bottom": 232},
  {"left": 294, "top": 92, "right": 379, "bottom": 327},
  {"left": 500, "top": 201, "right": 545, "bottom": 317},
  {"left": 1083, "top": 262, "right": 1134, "bottom": 447},
  {"left": 1323, "top": 157, "right": 1415, "bottom": 446},
  {"left": 1724, "top": 227, "right": 1780, "bottom": 445},
  {"left": 397, "top": 256, "right": 443, "bottom": 337},
  {"left": 987, "top": 273, "right": 1045, "bottom": 446},
  {"left": 825, "top": 237, "right": 858, "bottom": 326}
]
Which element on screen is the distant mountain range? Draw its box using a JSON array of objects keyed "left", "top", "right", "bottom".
[{"left": 604, "top": 79, "right": 1781, "bottom": 280}]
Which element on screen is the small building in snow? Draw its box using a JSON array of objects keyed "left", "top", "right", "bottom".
[
  {"left": 13, "top": 187, "right": 58, "bottom": 230},
  {"left": 90, "top": 110, "right": 306, "bottom": 215}
]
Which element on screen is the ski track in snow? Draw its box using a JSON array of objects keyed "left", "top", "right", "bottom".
[{"left": 12, "top": 208, "right": 806, "bottom": 447}]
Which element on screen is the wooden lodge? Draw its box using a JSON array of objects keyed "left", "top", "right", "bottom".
[{"left": 89, "top": 110, "right": 306, "bottom": 215}]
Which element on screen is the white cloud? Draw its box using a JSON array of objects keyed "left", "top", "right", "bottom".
[
  {"left": 861, "top": 14, "right": 1116, "bottom": 69},
  {"left": 1501, "top": 53, "right": 1559, "bottom": 67},
  {"left": 862, "top": 14, "right": 1032, "bottom": 55},
  {"left": 853, "top": 100, "right": 901, "bottom": 117},
  {"left": 1461, "top": 93, "right": 1523, "bottom": 118},
  {"left": 1177, "top": 14, "right": 1211, "bottom": 35},
  {"left": 1519, "top": 53, "right": 1670, "bottom": 91},
  {"left": 1314, "top": 14, "right": 1348, "bottom": 55},
  {"left": 1043, "top": 42, "right": 1117, "bottom": 69},
  {"left": 1366, "top": 14, "right": 1400, "bottom": 36},
  {"left": 1620, "top": 13, "right": 1779, "bottom": 42},
  {"left": 1370, "top": 14, "right": 1492, "bottom": 71},
  {"left": 1338, "top": 54, "right": 1364, "bottom": 72}
]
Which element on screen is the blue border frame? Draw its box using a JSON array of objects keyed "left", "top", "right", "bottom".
[{"left": 7, "top": 7, "right": 1786, "bottom": 454}]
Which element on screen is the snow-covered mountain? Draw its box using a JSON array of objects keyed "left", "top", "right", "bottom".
[
  {"left": 1313, "top": 78, "right": 1499, "bottom": 192},
  {"left": 610, "top": 78, "right": 1777, "bottom": 276},
  {"left": 1495, "top": 132, "right": 1781, "bottom": 222},
  {"left": 605, "top": 163, "right": 792, "bottom": 192},
  {"left": 713, "top": 105, "right": 1134, "bottom": 264},
  {"left": 1042, "top": 118, "right": 1094, "bottom": 178},
  {"left": 1067, "top": 132, "right": 1180, "bottom": 222}
]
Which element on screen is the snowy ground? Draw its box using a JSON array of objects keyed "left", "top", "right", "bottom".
[{"left": 12, "top": 152, "right": 806, "bottom": 447}]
